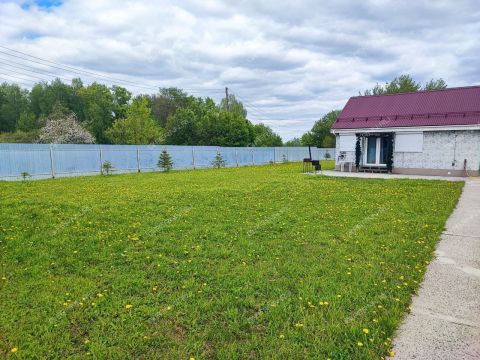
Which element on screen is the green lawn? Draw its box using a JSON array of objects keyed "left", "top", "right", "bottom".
[{"left": 0, "top": 163, "right": 462, "bottom": 359}]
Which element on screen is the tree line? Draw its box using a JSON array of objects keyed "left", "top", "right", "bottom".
[
  {"left": 285, "top": 75, "right": 448, "bottom": 147},
  {"left": 0, "top": 79, "right": 283, "bottom": 146},
  {"left": 0, "top": 74, "right": 447, "bottom": 147}
]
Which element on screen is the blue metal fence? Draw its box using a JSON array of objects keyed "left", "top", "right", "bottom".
[{"left": 0, "top": 144, "right": 335, "bottom": 180}]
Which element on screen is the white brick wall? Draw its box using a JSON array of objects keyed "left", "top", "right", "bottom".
[
  {"left": 335, "top": 135, "right": 356, "bottom": 163},
  {"left": 394, "top": 130, "right": 480, "bottom": 171}
]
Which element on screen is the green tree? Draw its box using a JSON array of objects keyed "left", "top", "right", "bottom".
[
  {"left": 0, "top": 83, "right": 29, "bottom": 132},
  {"left": 29, "top": 79, "right": 79, "bottom": 119},
  {"left": 308, "top": 110, "right": 340, "bottom": 148},
  {"left": 252, "top": 123, "right": 282, "bottom": 146},
  {"left": 148, "top": 87, "right": 193, "bottom": 127},
  {"left": 157, "top": 149, "right": 173, "bottom": 172},
  {"left": 16, "top": 112, "right": 39, "bottom": 132},
  {"left": 106, "top": 97, "right": 164, "bottom": 144},
  {"left": 385, "top": 75, "right": 421, "bottom": 93},
  {"left": 165, "top": 108, "right": 199, "bottom": 145},
  {"left": 301, "top": 131, "right": 314, "bottom": 146},
  {"left": 198, "top": 110, "right": 254, "bottom": 147},
  {"left": 362, "top": 75, "right": 447, "bottom": 95},
  {"left": 47, "top": 101, "right": 71, "bottom": 120},
  {"left": 219, "top": 93, "right": 247, "bottom": 118},
  {"left": 111, "top": 85, "right": 132, "bottom": 120},
  {"left": 284, "top": 137, "right": 302, "bottom": 146},
  {"left": 78, "top": 83, "right": 115, "bottom": 143},
  {"left": 424, "top": 78, "right": 447, "bottom": 91}
]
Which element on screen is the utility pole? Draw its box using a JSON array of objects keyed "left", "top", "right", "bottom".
[{"left": 225, "top": 87, "right": 229, "bottom": 111}]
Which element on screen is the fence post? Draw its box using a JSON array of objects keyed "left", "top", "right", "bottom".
[
  {"left": 49, "top": 144, "right": 55, "bottom": 178},
  {"left": 235, "top": 149, "right": 239, "bottom": 167},
  {"left": 99, "top": 145, "right": 103, "bottom": 175},
  {"left": 286, "top": 147, "right": 289, "bottom": 162},
  {"left": 192, "top": 147, "right": 196, "bottom": 169},
  {"left": 251, "top": 148, "right": 254, "bottom": 165},
  {"left": 273, "top": 147, "right": 276, "bottom": 164},
  {"left": 136, "top": 146, "right": 141, "bottom": 172}
]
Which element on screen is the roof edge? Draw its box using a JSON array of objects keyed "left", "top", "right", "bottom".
[{"left": 349, "top": 84, "right": 480, "bottom": 100}]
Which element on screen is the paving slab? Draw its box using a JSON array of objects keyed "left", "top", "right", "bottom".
[{"left": 391, "top": 180, "right": 480, "bottom": 359}]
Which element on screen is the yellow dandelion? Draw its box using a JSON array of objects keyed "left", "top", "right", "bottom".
[
  {"left": 125, "top": 304, "right": 133, "bottom": 309},
  {"left": 279, "top": 334, "right": 285, "bottom": 339},
  {"left": 389, "top": 350, "right": 395, "bottom": 357},
  {"left": 357, "top": 342, "right": 364, "bottom": 347},
  {"left": 294, "top": 323, "right": 304, "bottom": 328},
  {"left": 363, "top": 328, "right": 369, "bottom": 334},
  {"left": 11, "top": 347, "right": 18, "bottom": 353}
]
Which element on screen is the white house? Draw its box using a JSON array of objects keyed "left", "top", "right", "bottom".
[{"left": 331, "top": 86, "right": 480, "bottom": 177}]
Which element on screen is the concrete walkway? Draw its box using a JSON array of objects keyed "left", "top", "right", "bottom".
[
  {"left": 319, "top": 170, "right": 467, "bottom": 181},
  {"left": 391, "top": 179, "right": 480, "bottom": 359}
]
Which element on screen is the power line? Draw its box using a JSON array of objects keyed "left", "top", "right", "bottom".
[
  {"left": 0, "top": 44, "right": 225, "bottom": 94},
  {"left": 0, "top": 45, "right": 163, "bottom": 91},
  {"left": 0, "top": 57, "right": 77, "bottom": 82},
  {"left": 234, "top": 93, "right": 278, "bottom": 121},
  {"left": 0, "top": 66, "right": 68, "bottom": 83},
  {"left": 0, "top": 71, "right": 40, "bottom": 84},
  {"left": 0, "top": 76, "right": 33, "bottom": 87}
]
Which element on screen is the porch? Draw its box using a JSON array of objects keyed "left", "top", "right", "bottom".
[
  {"left": 336, "top": 132, "right": 394, "bottom": 173},
  {"left": 319, "top": 170, "right": 467, "bottom": 182}
]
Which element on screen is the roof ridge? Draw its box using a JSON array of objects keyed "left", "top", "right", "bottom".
[{"left": 350, "top": 84, "right": 480, "bottom": 99}]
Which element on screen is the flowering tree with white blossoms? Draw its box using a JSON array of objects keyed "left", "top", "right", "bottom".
[{"left": 37, "top": 113, "right": 95, "bottom": 144}]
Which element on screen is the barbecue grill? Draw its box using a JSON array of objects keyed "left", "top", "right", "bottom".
[{"left": 303, "top": 146, "right": 322, "bottom": 173}]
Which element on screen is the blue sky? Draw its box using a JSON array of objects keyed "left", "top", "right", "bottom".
[
  {"left": 21, "top": 0, "right": 62, "bottom": 9},
  {"left": 0, "top": 0, "right": 479, "bottom": 139}
]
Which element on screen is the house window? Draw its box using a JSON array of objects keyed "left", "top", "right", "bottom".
[{"left": 365, "top": 136, "right": 388, "bottom": 166}]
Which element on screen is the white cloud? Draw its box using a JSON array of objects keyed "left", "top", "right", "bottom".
[{"left": 0, "top": 0, "right": 479, "bottom": 139}]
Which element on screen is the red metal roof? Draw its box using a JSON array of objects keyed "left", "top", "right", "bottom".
[{"left": 332, "top": 85, "right": 480, "bottom": 129}]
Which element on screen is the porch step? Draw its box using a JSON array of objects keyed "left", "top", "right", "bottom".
[{"left": 358, "top": 166, "right": 389, "bottom": 174}]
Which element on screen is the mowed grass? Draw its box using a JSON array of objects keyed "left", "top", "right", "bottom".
[{"left": 0, "top": 163, "right": 462, "bottom": 359}]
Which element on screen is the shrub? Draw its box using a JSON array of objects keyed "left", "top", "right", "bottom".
[
  {"left": 158, "top": 149, "right": 173, "bottom": 172},
  {"left": 20, "top": 171, "right": 31, "bottom": 180},
  {"left": 211, "top": 153, "right": 226, "bottom": 168},
  {"left": 102, "top": 161, "right": 114, "bottom": 175}
]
